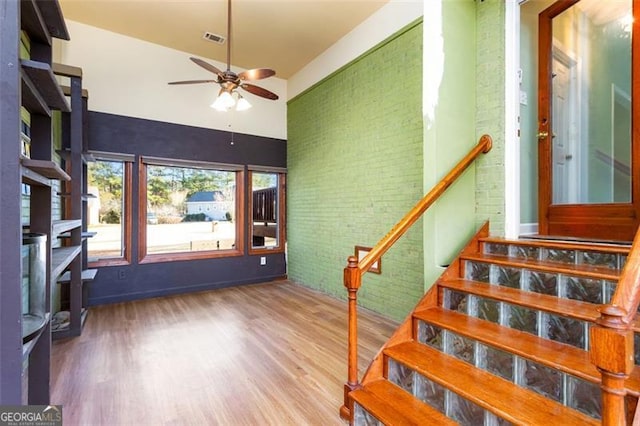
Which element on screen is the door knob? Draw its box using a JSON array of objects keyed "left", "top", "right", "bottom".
[{"left": 537, "top": 131, "right": 549, "bottom": 140}]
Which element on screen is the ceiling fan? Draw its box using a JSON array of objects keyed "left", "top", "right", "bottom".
[{"left": 168, "top": 0, "right": 278, "bottom": 111}]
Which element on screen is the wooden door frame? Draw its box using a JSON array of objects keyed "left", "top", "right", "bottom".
[{"left": 538, "top": 0, "right": 640, "bottom": 241}]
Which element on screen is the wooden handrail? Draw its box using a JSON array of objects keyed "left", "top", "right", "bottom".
[
  {"left": 340, "top": 134, "right": 493, "bottom": 420},
  {"left": 590, "top": 226, "right": 640, "bottom": 425},
  {"left": 357, "top": 134, "right": 493, "bottom": 274},
  {"left": 605, "top": 226, "right": 640, "bottom": 326}
]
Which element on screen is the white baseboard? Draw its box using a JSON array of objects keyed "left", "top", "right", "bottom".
[{"left": 519, "top": 223, "right": 538, "bottom": 236}]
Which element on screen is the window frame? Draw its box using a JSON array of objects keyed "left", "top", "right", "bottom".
[
  {"left": 248, "top": 168, "right": 286, "bottom": 256},
  {"left": 138, "top": 156, "right": 245, "bottom": 264},
  {"left": 87, "top": 154, "right": 133, "bottom": 267}
]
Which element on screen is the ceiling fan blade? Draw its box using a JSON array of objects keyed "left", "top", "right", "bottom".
[
  {"left": 190, "top": 57, "right": 224, "bottom": 76},
  {"left": 240, "top": 83, "right": 279, "bottom": 100},
  {"left": 168, "top": 79, "right": 218, "bottom": 85},
  {"left": 238, "top": 68, "right": 276, "bottom": 81}
]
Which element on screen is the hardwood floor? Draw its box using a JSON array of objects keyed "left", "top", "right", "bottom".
[{"left": 51, "top": 280, "right": 398, "bottom": 425}]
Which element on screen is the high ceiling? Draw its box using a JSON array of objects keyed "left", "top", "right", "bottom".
[{"left": 58, "top": 0, "right": 390, "bottom": 79}]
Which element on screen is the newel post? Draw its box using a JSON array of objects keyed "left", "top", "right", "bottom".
[
  {"left": 590, "top": 305, "right": 635, "bottom": 426},
  {"left": 340, "top": 255, "right": 362, "bottom": 420}
]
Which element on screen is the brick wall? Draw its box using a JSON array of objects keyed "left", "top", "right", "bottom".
[
  {"left": 475, "top": 0, "right": 506, "bottom": 235},
  {"left": 287, "top": 21, "right": 424, "bottom": 321}
]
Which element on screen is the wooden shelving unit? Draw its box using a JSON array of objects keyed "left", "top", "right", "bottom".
[
  {"left": 52, "top": 62, "right": 95, "bottom": 341},
  {"left": 0, "top": 0, "right": 71, "bottom": 405}
]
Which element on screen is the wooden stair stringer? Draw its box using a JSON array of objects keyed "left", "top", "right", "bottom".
[{"left": 359, "top": 222, "right": 489, "bottom": 387}]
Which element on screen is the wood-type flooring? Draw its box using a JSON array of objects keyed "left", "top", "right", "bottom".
[{"left": 51, "top": 280, "right": 397, "bottom": 425}]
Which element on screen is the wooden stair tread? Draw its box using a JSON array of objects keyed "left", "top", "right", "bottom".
[
  {"left": 384, "top": 342, "right": 599, "bottom": 425},
  {"left": 413, "top": 307, "right": 600, "bottom": 384},
  {"left": 461, "top": 252, "right": 620, "bottom": 281},
  {"left": 480, "top": 236, "right": 631, "bottom": 255},
  {"left": 440, "top": 278, "right": 601, "bottom": 323},
  {"left": 350, "top": 380, "right": 456, "bottom": 426}
]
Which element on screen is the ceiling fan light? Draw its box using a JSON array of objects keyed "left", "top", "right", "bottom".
[
  {"left": 211, "top": 91, "right": 235, "bottom": 111},
  {"left": 236, "top": 96, "right": 252, "bottom": 111},
  {"left": 211, "top": 96, "right": 229, "bottom": 111},
  {"left": 220, "top": 91, "right": 236, "bottom": 108}
]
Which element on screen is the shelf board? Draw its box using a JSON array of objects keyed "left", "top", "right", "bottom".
[
  {"left": 21, "top": 165, "right": 51, "bottom": 187},
  {"left": 51, "top": 245, "right": 82, "bottom": 279},
  {"left": 21, "top": 70, "right": 51, "bottom": 117},
  {"left": 58, "top": 231, "right": 97, "bottom": 240},
  {"left": 34, "top": 0, "right": 70, "bottom": 41},
  {"left": 57, "top": 268, "right": 98, "bottom": 284},
  {"left": 21, "top": 60, "right": 70, "bottom": 112},
  {"left": 52, "top": 219, "right": 81, "bottom": 236},
  {"left": 21, "top": 157, "right": 71, "bottom": 181},
  {"left": 52, "top": 63, "right": 82, "bottom": 79},
  {"left": 20, "top": 0, "right": 51, "bottom": 45}
]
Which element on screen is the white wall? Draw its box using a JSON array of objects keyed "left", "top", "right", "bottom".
[
  {"left": 287, "top": 0, "right": 423, "bottom": 100},
  {"left": 55, "top": 21, "right": 287, "bottom": 140}
]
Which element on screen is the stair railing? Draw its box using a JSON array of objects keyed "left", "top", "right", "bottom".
[
  {"left": 591, "top": 228, "right": 640, "bottom": 425},
  {"left": 340, "top": 134, "right": 493, "bottom": 419}
]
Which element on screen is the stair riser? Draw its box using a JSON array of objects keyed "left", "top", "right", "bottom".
[
  {"left": 386, "top": 358, "right": 513, "bottom": 426},
  {"left": 464, "top": 261, "right": 617, "bottom": 305},
  {"left": 482, "top": 242, "right": 627, "bottom": 270},
  {"left": 413, "top": 319, "right": 602, "bottom": 420},
  {"left": 443, "top": 284, "right": 640, "bottom": 364},
  {"left": 443, "top": 288, "right": 591, "bottom": 350},
  {"left": 353, "top": 404, "right": 383, "bottom": 426}
]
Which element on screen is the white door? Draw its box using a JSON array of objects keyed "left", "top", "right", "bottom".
[{"left": 551, "top": 51, "right": 578, "bottom": 204}]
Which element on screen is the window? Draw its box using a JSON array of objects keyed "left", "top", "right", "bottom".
[
  {"left": 87, "top": 156, "right": 133, "bottom": 266},
  {"left": 139, "top": 157, "right": 244, "bottom": 263},
  {"left": 249, "top": 169, "right": 286, "bottom": 254}
]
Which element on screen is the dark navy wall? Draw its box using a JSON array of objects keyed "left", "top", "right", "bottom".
[
  {"left": 87, "top": 112, "right": 287, "bottom": 305},
  {"left": 89, "top": 112, "right": 286, "bottom": 165}
]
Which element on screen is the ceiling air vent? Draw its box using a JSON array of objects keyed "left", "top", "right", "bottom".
[{"left": 203, "top": 31, "right": 225, "bottom": 44}]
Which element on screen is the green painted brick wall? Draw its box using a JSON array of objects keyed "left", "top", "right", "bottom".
[
  {"left": 475, "top": 0, "right": 506, "bottom": 235},
  {"left": 287, "top": 22, "right": 424, "bottom": 321}
]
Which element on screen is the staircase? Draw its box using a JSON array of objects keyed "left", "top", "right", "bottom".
[{"left": 348, "top": 223, "right": 640, "bottom": 425}]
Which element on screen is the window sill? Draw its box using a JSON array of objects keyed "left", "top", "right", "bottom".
[
  {"left": 88, "top": 258, "right": 130, "bottom": 268},
  {"left": 248, "top": 246, "right": 284, "bottom": 256},
  {"left": 139, "top": 248, "right": 244, "bottom": 264}
]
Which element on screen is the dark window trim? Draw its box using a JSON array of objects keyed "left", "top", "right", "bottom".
[
  {"left": 138, "top": 157, "right": 245, "bottom": 264},
  {"left": 248, "top": 170, "right": 286, "bottom": 256},
  {"left": 88, "top": 160, "right": 133, "bottom": 268}
]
